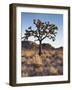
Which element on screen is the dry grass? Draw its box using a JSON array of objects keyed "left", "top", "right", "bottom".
[
  {"left": 22, "top": 50, "right": 35, "bottom": 58},
  {"left": 49, "top": 66, "right": 58, "bottom": 75},
  {"left": 21, "top": 49, "right": 63, "bottom": 77},
  {"left": 32, "top": 54, "right": 42, "bottom": 65}
]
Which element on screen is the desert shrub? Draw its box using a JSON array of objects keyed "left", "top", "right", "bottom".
[
  {"left": 21, "top": 66, "right": 28, "bottom": 77},
  {"left": 32, "top": 54, "right": 42, "bottom": 65},
  {"left": 22, "top": 50, "right": 35, "bottom": 58},
  {"left": 49, "top": 66, "right": 58, "bottom": 75},
  {"left": 21, "top": 49, "right": 63, "bottom": 76}
]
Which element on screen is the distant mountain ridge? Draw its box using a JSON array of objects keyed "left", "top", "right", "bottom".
[{"left": 21, "top": 41, "right": 63, "bottom": 50}]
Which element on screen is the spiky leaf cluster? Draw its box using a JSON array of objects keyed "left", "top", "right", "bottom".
[{"left": 22, "top": 19, "right": 58, "bottom": 42}]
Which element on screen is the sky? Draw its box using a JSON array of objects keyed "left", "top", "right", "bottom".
[{"left": 21, "top": 12, "right": 63, "bottom": 48}]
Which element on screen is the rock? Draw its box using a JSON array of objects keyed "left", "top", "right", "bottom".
[
  {"left": 56, "top": 59, "right": 63, "bottom": 65},
  {"left": 35, "top": 66, "right": 43, "bottom": 73},
  {"left": 51, "top": 62, "right": 57, "bottom": 67},
  {"left": 46, "top": 58, "right": 51, "bottom": 64},
  {"left": 43, "top": 66, "right": 50, "bottom": 75},
  {"left": 56, "top": 65, "right": 63, "bottom": 74}
]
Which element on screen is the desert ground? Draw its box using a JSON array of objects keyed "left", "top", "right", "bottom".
[{"left": 21, "top": 41, "right": 63, "bottom": 77}]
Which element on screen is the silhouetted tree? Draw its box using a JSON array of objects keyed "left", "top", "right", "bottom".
[{"left": 22, "top": 19, "right": 58, "bottom": 55}]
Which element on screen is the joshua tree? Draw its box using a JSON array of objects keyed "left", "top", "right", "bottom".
[{"left": 22, "top": 19, "right": 58, "bottom": 55}]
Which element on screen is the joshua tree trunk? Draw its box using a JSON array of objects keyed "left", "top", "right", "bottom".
[{"left": 39, "top": 40, "right": 42, "bottom": 55}]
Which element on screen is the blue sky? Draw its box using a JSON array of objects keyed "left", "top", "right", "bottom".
[{"left": 21, "top": 12, "right": 63, "bottom": 48}]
